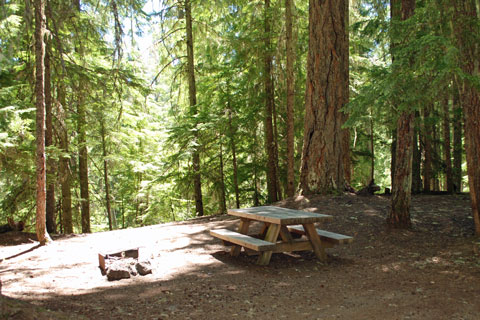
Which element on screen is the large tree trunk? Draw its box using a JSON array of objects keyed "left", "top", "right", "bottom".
[
  {"left": 389, "top": 0, "right": 400, "bottom": 191},
  {"left": 342, "top": 2, "right": 351, "bottom": 186},
  {"left": 264, "top": 0, "right": 278, "bottom": 203},
  {"left": 453, "top": 0, "right": 480, "bottom": 235},
  {"left": 45, "top": 41, "right": 56, "bottom": 234},
  {"left": 185, "top": 0, "right": 204, "bottom": 216},
  {"left": 34, "top": 0, "right": 51, "bottom": 245},
  {"left": 388, "top": 0, "right": 415, "bottom": 228},
  {"left": 299, "top": 0, "right": 348, "bottom": 194},
  {"left": 443, "top": 97, "right": 453, "bottom": 193},
  {"left": 285, "top": 0, "right": 296, "bottom": 198}
]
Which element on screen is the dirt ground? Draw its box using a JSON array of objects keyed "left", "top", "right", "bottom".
[{"left": 1, "top": 194, "right": 480, "bottom": 320}]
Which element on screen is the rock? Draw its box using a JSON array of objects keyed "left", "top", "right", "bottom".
[
  {"left": 105, "top": 258, "right": 137, "bottom": 281},
  {"left": 136, "top": 261, "right": 152, "bottom": 276},
  {"left": 106, "top": 267, "right": 131, "bottom": 281}
]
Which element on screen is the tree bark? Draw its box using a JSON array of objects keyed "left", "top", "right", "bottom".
[
  {"left": 45, "top": 41, "right": 56, "bottom": 234},
  {"left": 185, "top": 0, "right": 204, "bottom": 216},
  {"left": 388, "top": 0, "right": 415, "bottom": 228},
  {"left": 34, "top": 0, "right": 51, "bottom": 245},
  {"left": 389, "top": 0, "right": 400, "bottom": 190},
  {"left": 452, "top": 0, "right": 480, "bottom": 235},
  {"left": 264, "top": 0, "right": 278, "bottom": 203},
  {"left": 443, "top": 97, "right": 453, "bottom": 193},
  {"left": 299, "top": 0, "right": 348, "bottom": 194},
  {"left": 285, "top": 0, "right": 296, "bottom": 198},
  {"left": 342, "top": 2, "right": 351, "bottom": 185}
]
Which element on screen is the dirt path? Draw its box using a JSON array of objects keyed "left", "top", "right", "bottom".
[{"left": 1, "top": 194, "right": 480, "bottom": 319}]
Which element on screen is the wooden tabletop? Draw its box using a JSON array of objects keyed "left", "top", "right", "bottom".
[{"left": 228, "top": 206, "right": 333, "bottom": 225}]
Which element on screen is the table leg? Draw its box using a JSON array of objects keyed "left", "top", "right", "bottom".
[
  {"left": 257, "top": 224, "right": 280, "bottom": 265},
  {"left": 279, "top": 225, "right": 293, "bottom": 242},
  {"left": 230, "top": 218, "right": 251, "bottom": 257},
  {"left": 303, "top": 223, "right": 327, "bottom": 261}
]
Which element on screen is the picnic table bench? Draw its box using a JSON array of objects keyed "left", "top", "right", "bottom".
[{"left": 210, "top": 206, "right": 353, "bottom": 265}]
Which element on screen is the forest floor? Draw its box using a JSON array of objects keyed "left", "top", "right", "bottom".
[{"left": 1, "top": 194, "right": 480, "bottom": 319}]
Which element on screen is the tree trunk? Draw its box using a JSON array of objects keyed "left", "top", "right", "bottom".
[
  {"left": 185, "top": 0, "right": 204, "bottom": 216},
  {"left": 453, "top": 0, "right": 480, "bottom": 235},
  {"left": 452, "top": 88, "right": 463, "bottom": 192},
  {"left": 227, "top": 102, "right": 240, "bottom": 208},
  {"left": 101, "top": 119, "right": 113, "bottom": 230},
  {"left": 412, "top": 121, "right": 422, "bottom": 194},
  {"left": 264, "top": 0, "right": 278, "bottom": 203},
  {"left": 388, "top": 0, "right": 415, "bottom": 228},
  {"left": 219, "top": 138, "right": 227, "bottom": 215},
  {"left": 342, "top": 2, "right": 351, "bottom": 185},
  {"left": 78, "top": 96, "right": 90, "bottom": 233},
  {"left": 423, "top": 104, "right": 433, "bottom": 192},
  {"left": 389, "top": 0, "right": 400, "bottom": 191},
  {"left": 391, "top": 129, "right": 397, "bottom": 190},
  {"left": 299, "top": 0, "right": 348, "bottom": 194},
  {"left": 253, "top": 128, "right": 260, "bottom": 207},
  {"left": 58, "top": 88, "right": 73, "bottom": 234},
  {"left": 34, "top": 0, "right": 51, "bottom": 245},
  {"left": 45, "top": 41, "right": 56, "bottom": 234},
  {"left": 367, "top": 116, "right": 374, "bottom": 183},
  {"left": 285, "top": 0, "right": 296, "bottom": 198},
  {"left": 74, "top": 1, "right": 90, "bottom": 233},
  {"left": 443, "top": 97, "right": 453, "bottom": 193},
  {"left": 433, "top": 119, "right": 442, "bottom": 191}
]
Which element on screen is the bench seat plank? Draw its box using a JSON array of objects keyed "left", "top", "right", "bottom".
[
  {"left": 210, "top": 229, "right": 276, "bottom": 251},
  {"left": 287, "top": 225, "right": 353, "bottom": 245}
]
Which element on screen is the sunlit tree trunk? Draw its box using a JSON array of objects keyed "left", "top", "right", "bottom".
[
  {"left": 285, "top": 0, "right": 296, "bottom": 197},
  {"left": 299, "top": 0, "right": 348, "bottom": 194},
  {"left": 34, "top": 0, "right": 51, "bottom": 244},
  {"left": 45, "top": 41, "right": 56, "bottom": 234},
  {"left": 452, "top": 0, "right": 480, "bottom": 235},
  {"left": 185, "top": 0, "right": 204, "bottom": 216},
  {"left": 388, "top": 0, "right": 415, "bottom": 228},
  {"left": 264, "top": 0, "right": 278, "bottom": 203}
]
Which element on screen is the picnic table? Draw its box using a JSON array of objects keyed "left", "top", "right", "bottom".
[{"left": 210, "top": 206, "right": 353, "bottom": 265}]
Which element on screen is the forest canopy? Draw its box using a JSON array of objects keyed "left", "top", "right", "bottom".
[{"left": 1, "top": 0, "right": 479, "bottom": 235}]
